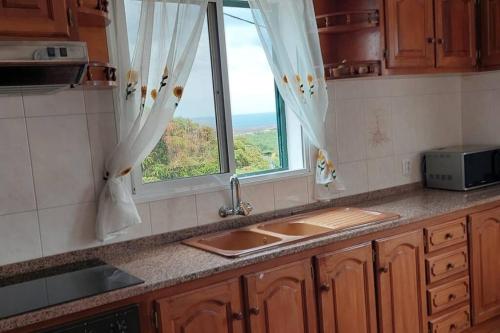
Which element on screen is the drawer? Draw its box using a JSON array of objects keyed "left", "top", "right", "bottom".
[
  {"left": 426, "top": 247, "right": 468, "bottom": 284},
  {"left": 429, "top": 305, "right": 470, "bottom": 333},
  {"left": 427, "top": 277, "right": 470, "bottom": 315},
  {"left": 424, "top": 218, "right": 467, "bottom": 253}
]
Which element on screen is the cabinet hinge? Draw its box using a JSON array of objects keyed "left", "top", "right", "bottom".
[
  {"left": 67, "top": 8, "right": 74, "bottom": 27},
  {"left": 383, "top": 49, "right": 388, "bottom": 60},
  {"left": 372, "top": 249, "right": 377, "bottom": 263},
  {"left": 153, "top": 310, "right": 159, "bottom": 330},
  {"left": 476, "top": 49, "right": 481, "bottom": 61},
  {"left": 310, "top": 264, "right": 315, "bottom": 280}
]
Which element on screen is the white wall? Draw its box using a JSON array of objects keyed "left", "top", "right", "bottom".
[
  {"left": 461, "top": 71, "right": 500, "bottom": 145},
  {"left": 0, "top": 74, "right": 463, "bottom": 265}
]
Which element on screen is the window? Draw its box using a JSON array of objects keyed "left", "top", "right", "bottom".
[{"left": 121, "top": 0, "right": 304, "bottom": 196}]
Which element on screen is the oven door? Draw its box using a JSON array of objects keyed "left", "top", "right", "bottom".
[{"left": 464, "top": 149, "right": 500, "bottom": 189}]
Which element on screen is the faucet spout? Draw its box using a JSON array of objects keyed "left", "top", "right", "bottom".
[{"left": 219, "top": 174, "right": 253, "bottom": 218}]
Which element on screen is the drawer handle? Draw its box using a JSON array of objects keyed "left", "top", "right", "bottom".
[
  {"left": 448, "top": 293, "right": 457, "bottom": 301},
  {"left": 232, "top": 312, "right": 244, "bottom": 320},
  {"left": 445, "top": 233, "right": 454, "bottom": 240},
  {"left": 449, "top": 323, "right": 457, "bottom": 332},
  {"left": 249, "top": 307, "right": 260, "bottom": 316},
  {"left": 319, "top": 283, "right": 331, "bottom": 292},
  {"left": 380, "top": 266, "right": 389, "bottom": 273},
  {"left": 447, "top": 263, "right": 455, "bottom": 270}
]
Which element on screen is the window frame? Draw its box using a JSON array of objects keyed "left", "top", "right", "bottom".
[{"left": 108, "top": 0, "right": 310, "bottom": 202}]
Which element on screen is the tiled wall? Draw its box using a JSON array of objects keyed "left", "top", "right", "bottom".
[
  {"left": 0, "top": 74, "right": 463, "bottom": 266},
  {"left": 461, "top": 71, "right": 500, "bottom": 145}
]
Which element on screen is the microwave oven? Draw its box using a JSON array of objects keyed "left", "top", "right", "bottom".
[{"left": 424, "top": 145, "right": 500, "bottom": 191}]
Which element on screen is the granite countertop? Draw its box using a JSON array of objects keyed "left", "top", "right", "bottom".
[{"left": 2, "top": 185, "right": 500, "bottom": 331}]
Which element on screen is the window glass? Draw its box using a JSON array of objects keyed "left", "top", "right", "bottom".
[
  {"left": 223, "top": 5, "right": 286, "bottom": 175},
  {"left": 124, "top": 2, "right": 223, "bottom": 183}
]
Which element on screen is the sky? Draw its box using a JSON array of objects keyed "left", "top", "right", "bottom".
[{"left": 124, "top": 1, "right": 277, "bottom": 119}]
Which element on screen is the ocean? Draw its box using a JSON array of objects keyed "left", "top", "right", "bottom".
[{"left": 189, "top": 112, "right": 277, "bottom": 133}]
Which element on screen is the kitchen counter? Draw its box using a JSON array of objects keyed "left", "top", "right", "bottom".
[{"left": 2, "top": 185, "right": 500, "bottom": 332}]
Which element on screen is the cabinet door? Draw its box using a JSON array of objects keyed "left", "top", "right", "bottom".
[
  {"left": 0, "top": 0, "right": 75, "bottom": 39},
  {"left": 155, "top": 278, "right": 245, "bottom": 333},
  {"left": 435, "top": 0, "right": 476, "bottom": 68},
  {"left": 470, "top": 207, "right": 500, "bottom": 325},
  {"left": 480, "top": 0, "right": 500, "bottom": 67},
  {"left": 244, "top": 259, "right": 317, "bottom": 333},
  {"left": 376, "top": 230, "right": 428, "bottom": 333},
  {"left": 315, "top": 243, "right": 377, "bottom": 333},
  {"left": 385, "top": 0, "right": 435, "bottom": 68}
]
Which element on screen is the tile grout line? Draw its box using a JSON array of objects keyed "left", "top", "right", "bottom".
[{"left": 20, "top": 93, "right": 44, "bottom": 258}]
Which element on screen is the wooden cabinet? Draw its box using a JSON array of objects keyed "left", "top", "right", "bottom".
[
  {"left": 155, "top": 278, "right": 245, "bottom": 333},
  {"left": 384, "top": 0, "right": 435, "bottom": 69},
  {"left": 0, "top": 0, "right": 77, "bottom": 39},
  {"left": 384, "top": 0, "right": 476, "bottom": 71},
  {"left": 470, "top": 207, "right": 500, "bottom": 325},
  {"left": 434, "top": 0, "right": 477, "bottom": 68},
  {"left": 375, "top": 230, "right": 428, "bottom": 333},
  {"left": 244, "top": 259, "right": 317, "bottom": 333},
  {"left": 480, "top": 0, "right": 500, "bottom": 67},
  {"left": 315, "top": 243, "right": 378, "bottom": 333}
]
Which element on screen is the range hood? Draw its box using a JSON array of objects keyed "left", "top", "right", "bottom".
[{"left": 0, "top": 41, "right": 88, "bottom": 95}]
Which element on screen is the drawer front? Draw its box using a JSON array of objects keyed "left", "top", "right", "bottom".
[
  {"left": 429, "top": 305, "right": 470, "bottom": 333},
  {"left": 425, "top": 218, "right": 467, "bottom": 253},
  {"left": 426, "top": 247, "right": 468, "bottom": 284},
  {"left": 427, "top": 277, "right": 470, "bottom": 315}
]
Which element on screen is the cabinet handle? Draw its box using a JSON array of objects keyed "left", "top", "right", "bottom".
[
  {"left": 232, "top": 312, "right": 244, "bottom": 321},
  {"left": 449, "top": 323, "right": 457, "bottom": 332},
  {"left": 319, "top": 283, "right": 331, "bottom": 292},
  {"left": 380, "top": 266, "right": 389, "bottom": 273},
  {"left": 445, "top": 233, "right": 454, "bottom": 240},
  {"left": 437, "top": 38, "right": 444, "bottom": 44},
  {"left": 448, "top": 293, "right": 457, "bottom": 301},
  {"left": 447, "top": 263, "right": 455, "bottom": 270},
  {"left": 427, "top": 37, "right": 436, "bottom": 44},
  {"left": 249, "top": 307, "right": 260, "bottom": 316},
  {"left": 67, "top": 8, "right": 74, "bottom": 27}
]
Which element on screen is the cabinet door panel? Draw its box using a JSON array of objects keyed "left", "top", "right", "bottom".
[
  {"left": 481, "top": 0, "right": 500, "bottom": 67},
  {"left": 470, "top": 207, "right": 500, "bottom": 325},
  {"left": 155, "top": 279, "right": 244, "bottom": 333},
  {"left": 376, "top": 230, "right": 427, "bottom": 333},
  {"left": 244, "top": 259, "right": 317, "bottom": 333},
  {"left": 0, "top": 0, "right": 73, "bottom": 39},
  {"left": 315, "top": 243, "right": 377, "bottom": 333},
  {"left": 385, "top": 0, "right": 435, "bottom": 68},
  {"left": 435, "top": 0, "right": 476, "bottom": 68}
]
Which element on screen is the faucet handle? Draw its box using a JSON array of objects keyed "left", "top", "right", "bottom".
[{"left": 239, "top": 202, "right": 253, "bottom": 216}]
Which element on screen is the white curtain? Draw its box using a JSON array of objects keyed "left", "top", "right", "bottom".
[
  {"left": 248, "top": 0, "right": 344, "bottom": 199},
  {"left": 96, "top": 0, "right": 209, "bottom": 241}
]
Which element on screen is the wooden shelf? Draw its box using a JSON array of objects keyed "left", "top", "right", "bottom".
[
  {"left": 317, "top": 10, "right": 379, "bottom": 34},
  {"left": 83, "top": 62, "right": 117, "bottom": 88},
  {"left": 78, "top": 7, "right": 110, "bottom": 27},
  {"left": 77, "top": 0, "right": 110, "bottom": 27},
  {"left": 325, "top": 60, "right": 381, "bottom": 80}
]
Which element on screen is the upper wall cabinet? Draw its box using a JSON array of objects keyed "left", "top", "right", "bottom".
[
  {"left": 0, "top": 0, "right": 78, "bottom": 40},
  {"left": 479, "top": 0, "right": 500, "bottom": 68},
  {"left": 384, "top": 0, "right": 476, "bottom": 71},
  {"left": 384, "top": 0, "right": 435, "bottom": 69}
]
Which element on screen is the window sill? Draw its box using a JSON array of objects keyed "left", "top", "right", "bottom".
[{"left": 132, "top": 168, "right": 312, "bottom": 204}]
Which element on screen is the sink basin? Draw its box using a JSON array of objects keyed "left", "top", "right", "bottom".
[
  {"left": 185, "top": 230, "right": 283, "bottom": 257},
  {"left": 258, "top": 222, "right": 332, "bottom": 236}
]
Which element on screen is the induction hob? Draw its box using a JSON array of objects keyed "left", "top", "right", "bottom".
[{"left": 0, "top": 260, "right": 143, "bottom": 319}]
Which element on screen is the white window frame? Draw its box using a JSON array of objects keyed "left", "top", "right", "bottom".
[{"left": 107, "top": 0, "right": 311, "bottom": 203}]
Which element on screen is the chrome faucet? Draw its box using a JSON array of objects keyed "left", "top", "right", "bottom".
[{"left": 219, "top": 174, "right": 253, "bottom": 218}]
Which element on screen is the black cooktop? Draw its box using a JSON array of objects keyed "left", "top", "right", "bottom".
[{"left": 0, "top": 260, "right": 143, "bottom": 320}]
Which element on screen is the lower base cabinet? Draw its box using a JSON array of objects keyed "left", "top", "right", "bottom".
[
  {"left": 154, "top": 278, "right": 245, "bottom": 333},
  {"left": 315, "top": 243, "right": 378, "bottom": 333},
  {"left": 243, "top": 259, "right": 317, "bottom": 333},
  {"left": 376, "top": 230, "right": 428, "bottom": 333}
]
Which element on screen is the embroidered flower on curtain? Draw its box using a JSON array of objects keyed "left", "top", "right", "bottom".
[
  {"left": 126, "top": 70, "right": 139, "bottom": 99},
  {"left": 316, "top": 149, "right": 337, "bottom": 186}
]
